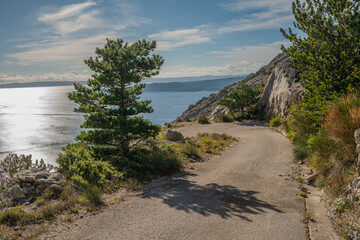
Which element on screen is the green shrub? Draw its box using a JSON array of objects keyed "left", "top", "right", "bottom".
[
  {"left": 269, "top": 117, "right": 281, "bottom": 127},
  {"left": 35, "top": 188, "right": 54, "bottom": 206},
  {"left": 219, "top": 114, "right": 234, "bottom": 122},
  {"left": 180, "top": 140, "right": 201, "bottom": 159},
  {"left": 299, "top": 191, "right": 307, "bottom": 198},
  {"left": 72, "top": 175, "right": 103, "bottom": 207},
  {"left": 57, "top": 143, "right": 120, "bottom": 187},
  {"left": 0, "top": 207, "right": 22, "bottom": 226},
  {"left": 123, "top": 178, "right": 142, "bottom": 191},
  {"left": 200, "top": 135, "right": 212, "bottom": 153},
  {"left": 198, "top": 116, "right": 210, "bottom": 124},
  {"left": 149, "top": 144, "right": 183, "bottom": 175},
  {"left": 325, "top": 93, "right": 360, "bottom": 162},
  {"left": 294, "top": 142, "right": 310, "bottom": 161}
]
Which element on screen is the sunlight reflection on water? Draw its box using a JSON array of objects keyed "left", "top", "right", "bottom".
[
  {"left": 0, "top": 86, "right": 214, "bottom": 165},
  {"left": 0, "top": 86, "right": 83, "bottom": 165}
]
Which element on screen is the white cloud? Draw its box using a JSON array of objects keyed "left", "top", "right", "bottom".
[
  {"left": 148, "top": 29, "right": 210, "bottom": 51},
  {"left": 208, "top": 41, "right": 289, "bottom": 62},
  {"left": 158, "top": 41, "right": 290, "bottom": 78},
  {"left": 6, "top": 1, "right": 149, "bottom": 66},
  {"left": 38, "top": 1, "right": 101, "bottom": 35},
  {"left": 158, "top": 62, "right": 262, "bottom": 78},
  {"left": 0, "top": 72, "right": 89, "bottom": 84},
  {"left": 218, "top": 15, "right": 293, "bottom": 33},
  {"left": 38, "top": 1, "right": 97, "bottom": 22},
  {"left": 219, "top": 0, "right": 293, "bottom": 33},
  {"left": 220, "top": 0, "right": 291, "bottom": 13},
  {"left": 7, "top": 34, "right": 113, "bottom": 66}
]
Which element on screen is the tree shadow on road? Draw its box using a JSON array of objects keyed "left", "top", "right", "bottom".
[{"left": 140, "top": 174, "right": 283, "bottom": 222}]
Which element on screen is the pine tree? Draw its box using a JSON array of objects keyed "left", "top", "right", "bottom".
[
  {"left": 281, "top": 0, "right": 360, "bottom": 122},
  {"left": 219, "top": 82, "right": 260, "bottom": 118},
  {"left": 68, "top": 39, "right": 164, "bottom": 164}
]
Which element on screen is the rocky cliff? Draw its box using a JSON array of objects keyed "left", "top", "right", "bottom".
[{"left": 175, "top": 53, "right": 303, "bottom": 121}]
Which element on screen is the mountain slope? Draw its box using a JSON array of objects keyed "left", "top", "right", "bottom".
[
  {"left": 175, "top": 53, "right": 303, "bottom": 121},
  {"left": 143, "top": 77, "right": 243, "bottom": 92}
]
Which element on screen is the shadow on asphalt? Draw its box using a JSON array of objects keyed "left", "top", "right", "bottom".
[{"left": 140, "top": 174, "right": 283, "bottom": 222}]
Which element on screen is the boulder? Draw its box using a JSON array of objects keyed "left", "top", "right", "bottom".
[
  {"left": 165, "top": 130, "right": 185, "bottom": 143},
  {"left": 2, "top": 185, "right": 25, "bottom": 200},
  {"left": 49, "top": 184, "right": 63, "bottom": 196},
  {"left": 14, "top": 168, "right": 63, "bottom": 185},
  {"left": 304, "top": 172, "right": 318, "bottom": 185}
]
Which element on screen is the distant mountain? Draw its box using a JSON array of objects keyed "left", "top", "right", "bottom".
[
  {"left": 0, "top": 81, "right": 87, "bottom": 89},
  {"left": 0, "top": 76, "right": 244, "bottom": 92},
  {"left": 146, "top": 75, "right": 243, "bottom": 84},
  {"left": 143, "top": 76, "right": 244, "bottom": 92}
]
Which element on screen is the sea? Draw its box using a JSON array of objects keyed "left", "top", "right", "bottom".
[{"left": 0, "top": 86, "right": 215, "bottom": 165}]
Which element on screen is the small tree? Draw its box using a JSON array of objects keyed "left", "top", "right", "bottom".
[
  {"left": 219, "top": 82, "right": 260, "bottom": 118},
  {"left": 68, "top": 39, "right": 164, "bottom": 165},
  {"left": 281, "top": 0, "right": 360, "bottom": 125}
]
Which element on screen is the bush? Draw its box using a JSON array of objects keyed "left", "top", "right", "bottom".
[
  {"left": 198, "top": 116, "right": 210, "bottom": 124},
  {"left": 57, "top": 143, "right": 119, "bottom": 187},
  {"left": 269, "top": 117, "right": 281, "bottom": 127},
  {"left": 149, "top": 144, "right": 183, "bottom": 175},
  {"left": 0, "top": 207, "right": 22, "bottom": 226},
  {"left": 179, "top": 140, "right": 201, "bottom": 159},
  {"left": 294, "top": 143, "right": 310, "bottom": 161},
  {"left": 200, "top": 135, "right": 212, "bottom": 153},
  {"left": 72, "top": 175, "right": 103, "bottom": 207},
  {"left": 35, "top": 188, "right": 54, "bottom": 206},
  {"left": 220, "top": 114, "right": 234, "bottom": 122},
  {"left": 325, "top": 93, "right": 360, "bottom": 162}
]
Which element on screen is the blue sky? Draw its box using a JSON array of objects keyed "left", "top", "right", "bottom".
[{"left": 0, "top": 0, "right": 295, "bottom": 83}]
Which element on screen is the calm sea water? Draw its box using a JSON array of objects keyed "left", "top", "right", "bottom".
[{"left": 0, "top": 86, "right": 214, "bottom": 165}]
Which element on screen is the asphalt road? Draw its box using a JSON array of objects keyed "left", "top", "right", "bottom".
[{"left": 55, "top": 123, "right": 308, "bottom": 240}]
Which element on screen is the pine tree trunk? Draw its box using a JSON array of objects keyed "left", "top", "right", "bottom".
[{"left": 121, "top": 82, "right": 130, "bottom": 156}]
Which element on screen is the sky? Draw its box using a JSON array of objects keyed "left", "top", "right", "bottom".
[{"left": 0, "top": 0, "right": 296, "bottom": 84}]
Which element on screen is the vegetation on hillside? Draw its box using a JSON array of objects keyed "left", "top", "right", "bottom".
[
  {"left": 281, "top": 0, "right": 360, "bottom": 129},
  {"left": 278, "top": 0, "right": 360, "bottom": 237},
  {"left": 219, "top": 81, "right": 260, "bottom": 120}
]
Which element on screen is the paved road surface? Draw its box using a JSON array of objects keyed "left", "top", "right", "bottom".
[{"left": 56, "top": 123, "right": 308, "bottom": 240}]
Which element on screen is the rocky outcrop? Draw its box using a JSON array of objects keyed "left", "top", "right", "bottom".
[
  {"left": 1, "top": 168, "right": 65, "bottom": 205},
  {"left": 165, "top": 130, "right": 185, "bottom": 143},
  {"left": 348, "top": 129, "right": 360, "bottom": 197},
  {"left": 175, "top": 53, "right": 303, "bottom": 121}
]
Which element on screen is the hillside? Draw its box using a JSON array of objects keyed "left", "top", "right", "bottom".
[
  {"left": 175, "top": 53, "right": 303, "bottom": 121},
  {"left": 143, "top": 77, "right": 243, "bottom": 92},
  {"left": 0, "top": 76, "right": 244, "bottom": 92}
]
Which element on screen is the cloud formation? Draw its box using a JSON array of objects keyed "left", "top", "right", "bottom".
[
  {"left": 208, "top": 41, "right": 289, "bottom": 63},
  {"left": 159, "top": 62, "right": 262, "bottom": 78},
  {"left": 38, "top": 1, "right": 97, "bottom": 22},
  {"left": 0, "top": 72, "right": 89, "bottom": 84},
  {"left": 8, "top": 34, "right": 112, "bottom": 66},
  {"left": 159, "top": 41, "right": 289, "bottom": 78},
  {"left": 219, "top": 0, "right": 293, "bottom": 33},
  {"left": 148, "top": 29, "right": 210, "bottom": 51}
]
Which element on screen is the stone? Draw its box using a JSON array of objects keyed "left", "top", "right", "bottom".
[
  {"left": 355, "top": 129, "right": 360, "bottom": 144},
  {"left": 49, "top": 184, "right": 63, "bottom": 195},
  {"left": 304, "top": 172, "right": 318, "bottom": 185},
  {"left": 14, "top": 168, "right": 63, "bottom": 185},
  {"left": 36, "top": 185, "right": 47, "bottom": 195},
  {"left": 18, "top": 195, "right": 33, "bottom": 205},
  {"left": 2, "top": 185, "right": 25, "bottom": 200},
  {"left": 165, "top": 130, "right": 185, "bottom": 143}
]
